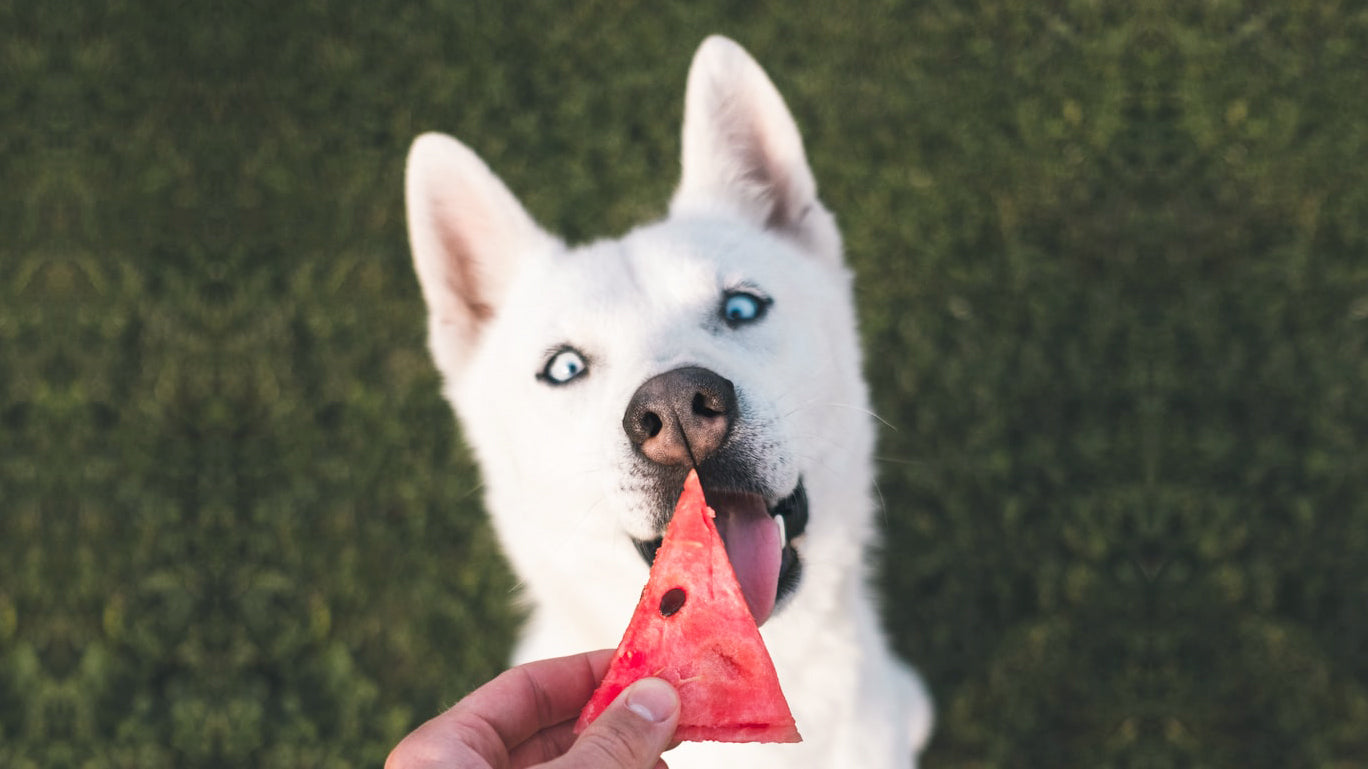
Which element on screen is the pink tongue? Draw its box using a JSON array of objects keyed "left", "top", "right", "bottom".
[{"left": 712, "top": 493, "right": 782, "bottom": 626}]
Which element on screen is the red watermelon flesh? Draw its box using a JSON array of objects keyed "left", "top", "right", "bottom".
[{"left": 574, "top": 470, "right": 800, "bottom": 743}]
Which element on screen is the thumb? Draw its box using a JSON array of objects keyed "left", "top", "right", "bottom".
[{"left": 550, "top": 677, "right": 680, "bottom": 769}]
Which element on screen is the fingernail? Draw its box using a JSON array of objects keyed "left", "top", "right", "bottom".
[{"left": 624, "top": 677, "right": 678, "bottom": 723}]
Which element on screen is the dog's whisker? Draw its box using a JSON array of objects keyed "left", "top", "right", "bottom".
[
  {"left": 771, "top": 395, "right": 901, "bottom": 436},
  {"left": 872, "top": 454, "right": 931, "bottom": 467},
  {"left": 819, "top": 401, "right": 900, "bottom": 432},
  {"left": 871, "top": 476, "right": 891, "bottom": 527}
]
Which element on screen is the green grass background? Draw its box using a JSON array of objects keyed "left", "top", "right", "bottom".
[{"left": 4, "top": 1, "right": 1367, "bottom": 766}]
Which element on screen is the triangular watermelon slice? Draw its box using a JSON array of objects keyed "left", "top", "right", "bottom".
[{"left": 574, "top": 470, "right": 801, "bottom": 743}]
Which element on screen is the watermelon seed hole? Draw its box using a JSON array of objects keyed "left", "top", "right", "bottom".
[{"left": 659, "top": 587, "right": 686, "bottom": 617}]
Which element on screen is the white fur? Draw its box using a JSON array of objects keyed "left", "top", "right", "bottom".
[{"left": 405, "top": 35, "right": 932, "bottom": 768}]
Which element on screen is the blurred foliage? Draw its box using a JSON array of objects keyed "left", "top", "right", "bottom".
[{"left": 3, "top": 0, "right": 1366, "bottom": 767}]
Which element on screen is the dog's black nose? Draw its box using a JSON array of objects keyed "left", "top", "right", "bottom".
[{"left": 623, "top": 367, "right": 736, "bottom": 467}]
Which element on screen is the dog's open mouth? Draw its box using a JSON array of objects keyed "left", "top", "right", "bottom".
[{"left": 633, "top": 480, "right": 807, "bottom": 626}]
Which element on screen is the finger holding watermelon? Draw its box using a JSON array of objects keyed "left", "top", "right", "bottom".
[
  {"left": 386, "top": 649, "right": 681, "bottom": 769},
  {"left": 388, "top": 473, "right": 801, "bottom": 769}
]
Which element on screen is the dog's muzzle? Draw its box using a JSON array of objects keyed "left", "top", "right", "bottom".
[{"left": 623, "top": 366, "right": 806, "bottom": 624}]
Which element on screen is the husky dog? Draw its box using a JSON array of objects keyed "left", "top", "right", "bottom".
[{"left": 404, "top": 35, "right": 932, "bottom": 768}]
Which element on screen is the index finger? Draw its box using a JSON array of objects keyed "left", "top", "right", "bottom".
[{"left": 454, "top": 649, "right": 616, "bottom": 751}]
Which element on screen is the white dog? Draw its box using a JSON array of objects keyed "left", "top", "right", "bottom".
[{"left": 404, "top": 35, "right": 932, "bottom": 768}]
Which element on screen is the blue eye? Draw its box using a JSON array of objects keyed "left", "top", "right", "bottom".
[
  {"left": 540, "top": 348, "right": 588, "bottom": 385},
  {"left": 722, "top": 291, "right": 770, "bottom": 327}
]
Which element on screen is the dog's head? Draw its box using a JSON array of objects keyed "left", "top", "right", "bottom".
[{"left": 405, "top": 37, "right": 875, "bottom": 628}]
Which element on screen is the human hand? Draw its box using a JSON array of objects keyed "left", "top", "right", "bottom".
[{"left": 386, "top": 649, "right": 681, "bottom": 769}]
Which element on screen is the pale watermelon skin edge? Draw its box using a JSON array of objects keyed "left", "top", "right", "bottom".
[{"left": 672, "top": 723, "right": 802, "bottom": 745}]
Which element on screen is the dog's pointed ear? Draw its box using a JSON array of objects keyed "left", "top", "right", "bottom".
[
  {"left": 406, "top": 132, "right": 560, "bottom": 376},
  {"left": 669, "top": 36, "right": 841, "bottom": 263}
]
